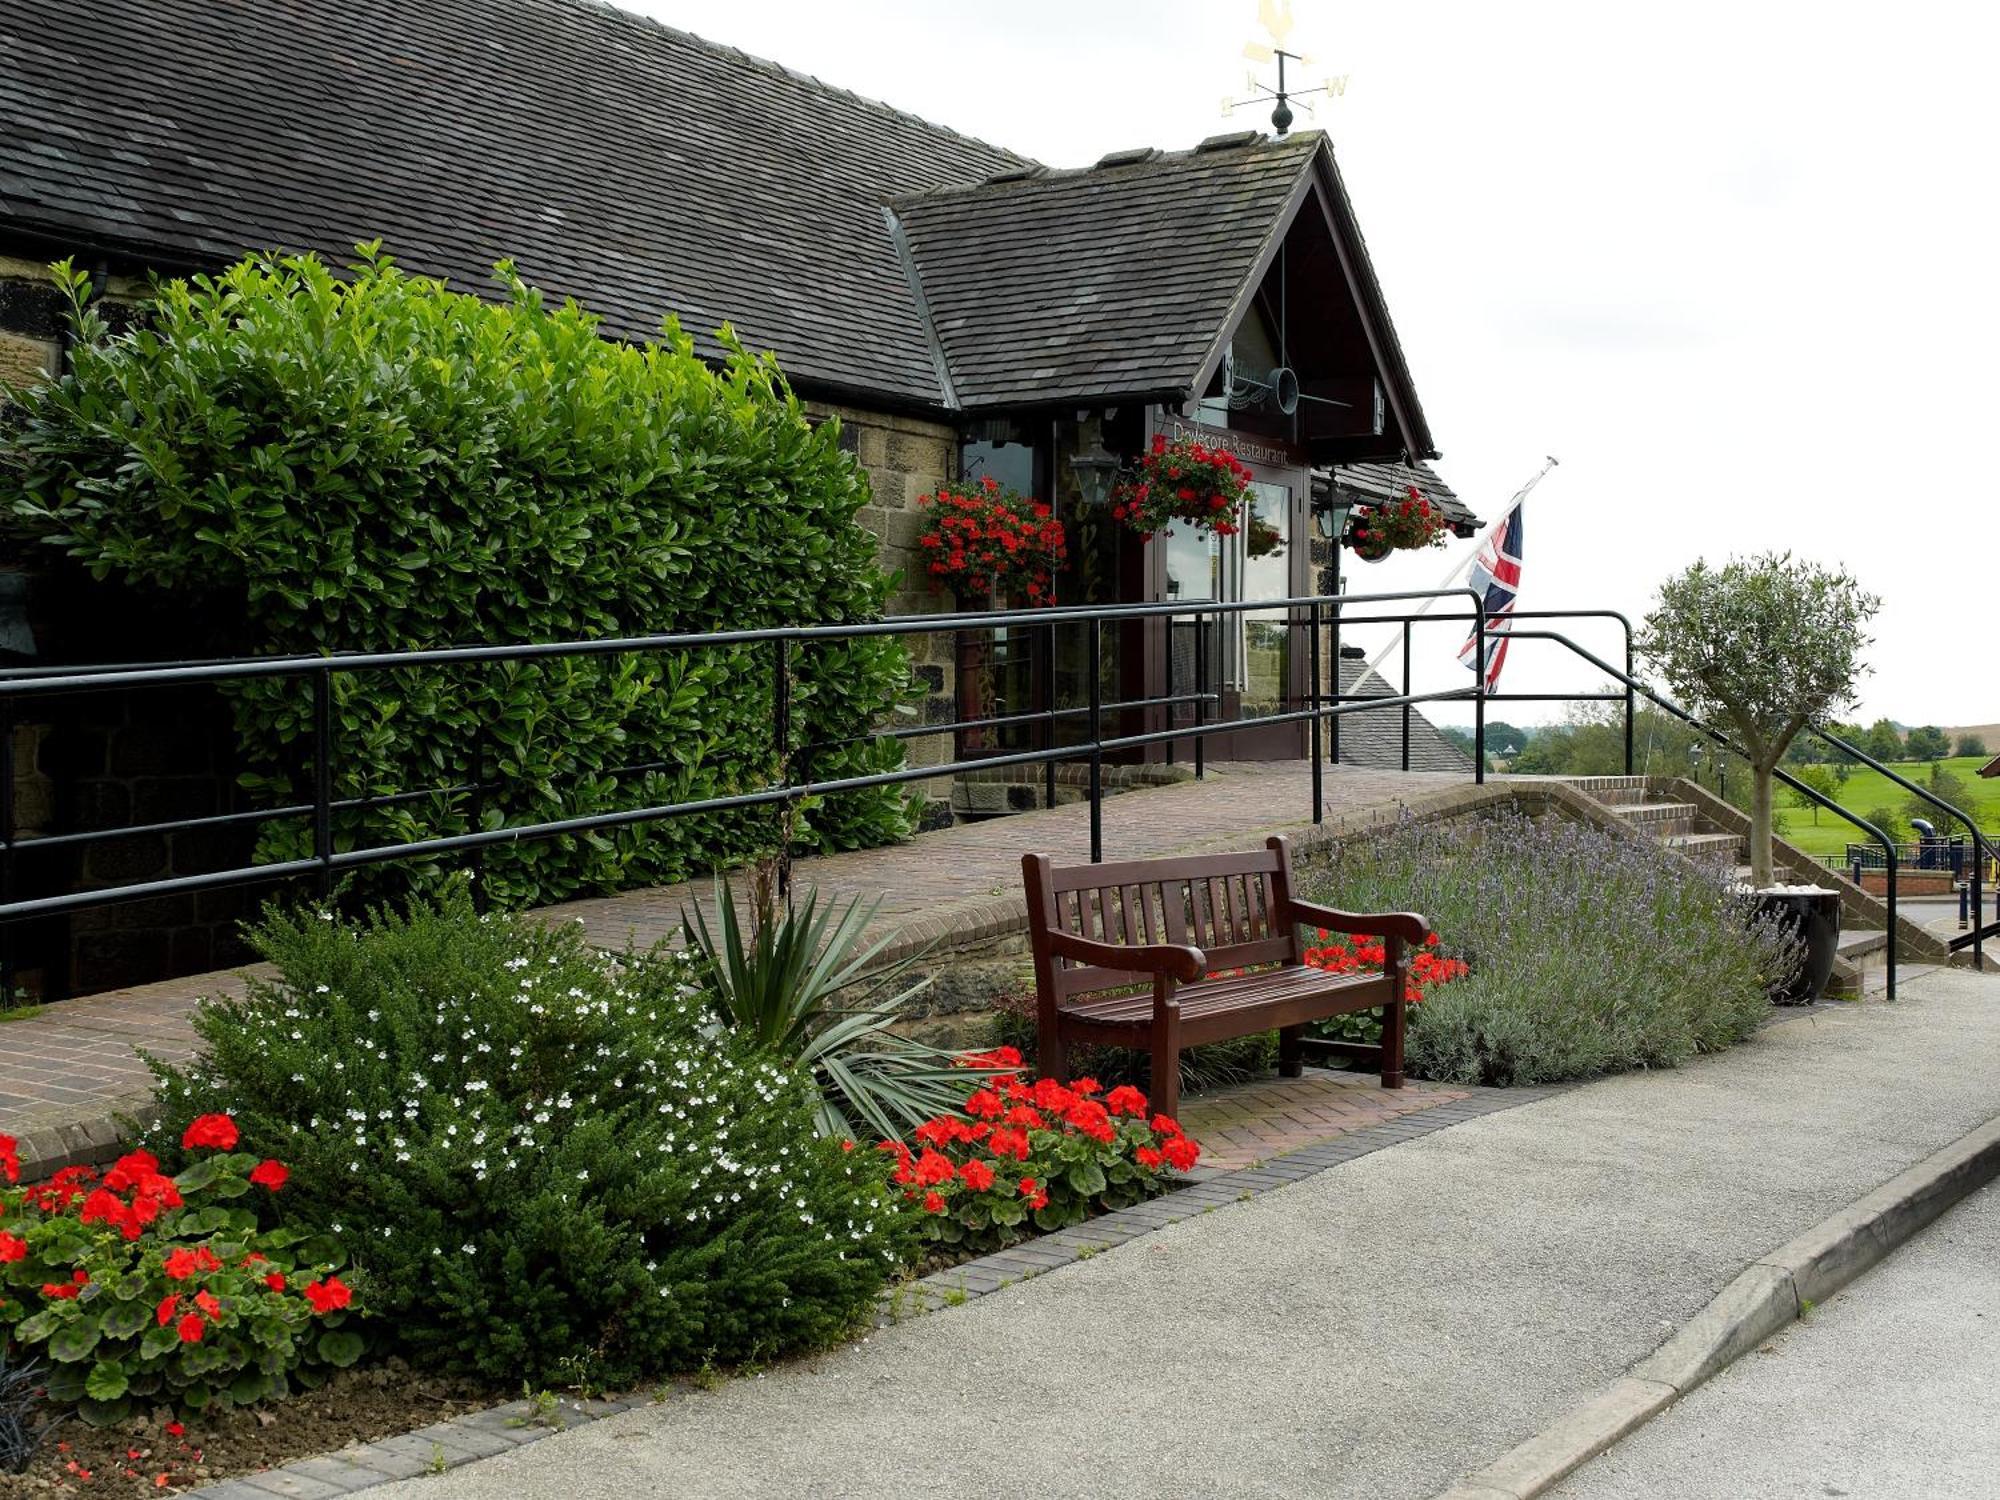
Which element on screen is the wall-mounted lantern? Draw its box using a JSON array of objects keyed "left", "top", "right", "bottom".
[{"left": 1066, "top": 413, "right": 1121, "bottom": 508}]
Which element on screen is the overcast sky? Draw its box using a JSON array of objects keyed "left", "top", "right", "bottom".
[{"left": 638, "top": 0, "right": 1999, "bottom": 731}]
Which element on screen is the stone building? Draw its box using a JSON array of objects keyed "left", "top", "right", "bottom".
[{"left": 0, "top": 0, "right": 1477, "bottom": 993}]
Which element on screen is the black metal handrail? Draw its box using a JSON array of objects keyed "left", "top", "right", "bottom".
[
  {"left": 1326, "top": 609, "right": 1636, "bottom": 774},
  {"left": 1498, "top": 628, "right": 1902, "bottom": 998},
  {"left": 0, "top": 587, "right": 1521, "bottom": 994},
  {"left": 1812, "top": 728, "right": 1992, "bottom": 970}
]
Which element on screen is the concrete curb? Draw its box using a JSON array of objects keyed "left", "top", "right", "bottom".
[{"left": 1434, "top": 1111, "right": 2000, "bottom": 1500}]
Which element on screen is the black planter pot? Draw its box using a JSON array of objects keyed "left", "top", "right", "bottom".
[{"left": 1754, "top": 887, "right": 1842, "bottom": 1005}]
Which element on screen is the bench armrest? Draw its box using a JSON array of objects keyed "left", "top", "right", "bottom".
[
  {"left": 1283, "top": 899, "right": 1431, "bottom": 946},
  {"left": 1046, "top": 931, "right": 1208, "bottom": 981}
]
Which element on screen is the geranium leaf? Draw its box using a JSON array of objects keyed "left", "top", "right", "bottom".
[{"left": 85, "top": 1361, "right": 130, "bottom": 1401}]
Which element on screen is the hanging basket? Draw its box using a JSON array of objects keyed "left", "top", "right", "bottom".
[
  {"left": 917, "top": 477, "right": 1067, "bottom": 607},
  {"left": 1109, "top": 436, "right": 1253, "bottom": 540},
  {"left": 1345, "top": 485, "right": 1450, "bottom": 561}
]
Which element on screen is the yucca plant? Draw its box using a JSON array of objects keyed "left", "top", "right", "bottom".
[{"left": 680, "top": 872, "right": 975, "bottom": 1142}]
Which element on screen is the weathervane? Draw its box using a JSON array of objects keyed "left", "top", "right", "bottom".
[{"left": 1224, "top": 0, "right": 1347, "bottom": 137}]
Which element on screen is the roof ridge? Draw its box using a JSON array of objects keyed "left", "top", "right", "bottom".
[
  {"left": 895, "top": 128, "right": 1323, "bottom": 202},
  {"left": 568, "top": 0, "right": 1039, "bottom": 170}
]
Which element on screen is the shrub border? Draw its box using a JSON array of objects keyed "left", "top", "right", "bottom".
[{"left": 183, "top": 1080, "right": 1563, "bottom": 1498}]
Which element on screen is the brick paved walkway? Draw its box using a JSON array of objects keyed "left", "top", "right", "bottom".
[
  {"left": 1177, "top": 1069, "right": 1475, "bottom": 1170},
  {"left": 0, "top": 759, "right": 1470, "bottom": 1171}
]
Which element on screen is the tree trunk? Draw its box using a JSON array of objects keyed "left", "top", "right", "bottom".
[{"left": 1750, "top": 765, "right": 1777, "bottom": 888}]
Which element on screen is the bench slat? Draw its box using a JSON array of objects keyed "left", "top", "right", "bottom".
[{"left": 1047, "top": 846, "right": 1280, "bottom": 894}]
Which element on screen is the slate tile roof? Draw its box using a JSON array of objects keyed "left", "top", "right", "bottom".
[
  {"left": 891, "top": 133, "right": 1321, "bottom": 410},
  {"left": 0, "top": 0, "right": 1026, "bottom": 406},
  {"left": 1335, "top": 657, "right": 1474, "bottom": 774},
  {"left": 0, "top": 0, "right": 1430, "bottom": 442}
]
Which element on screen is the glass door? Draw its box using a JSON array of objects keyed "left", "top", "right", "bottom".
[
  {"left": 1162, "top": 479, "right": 1304, "bottom": 760},
  {"left": 1234, "top": 480, "right": 1293, "bottom": 722}
]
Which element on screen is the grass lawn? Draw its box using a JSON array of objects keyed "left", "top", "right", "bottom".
[{"left": 1782, "top": 756, "right": 2000, "bottom": 858}]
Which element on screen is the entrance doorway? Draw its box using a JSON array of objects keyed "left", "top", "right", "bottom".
[{"left": 1162, "top": 476, "right": 1308, "bottom": 761}]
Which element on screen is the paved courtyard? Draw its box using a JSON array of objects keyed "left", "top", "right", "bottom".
[{"left": 0, "top": 760, "right": 1470, "bottom": 1169}]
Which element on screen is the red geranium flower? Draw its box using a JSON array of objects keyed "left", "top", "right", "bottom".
[
  {"left": 102, "top": 1149, "right": 159, "bottom": 1192},
  {"left": 265, "top": 1272, "right": 288, "bottom": 1293},
  {"left": 0, "top": 1231, "right": 26, "bottom": 1263},
  {"left": 1104, "top": 1084, "right": 1149, "bottom": 1117},
  {"left": 181, "top": 1114, "right": 240, "bottom": 1151},
  {"left": 921, "top": 1191, "right": 947, "bottom": 1214},
  {"left": 248, "top": 1159, "right": 289, "bottom": 1192},
  {"left": 1162, "top": 1136, "right": 1201, "bottom": 1172},
  {"left": 156, "top": 1294, "right": 179, "bottom": 1327},
  {"left": 303, "top": 1276, "right": 352, "bottom": 1315},
  {"left": 177, "top": 1313, "right": 205, "bottom": 1343},
  {"left": 958, "top": 1158, "right": 995, "bottom": 1192}
]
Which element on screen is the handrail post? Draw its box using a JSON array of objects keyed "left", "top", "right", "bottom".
[
  {"left": 1041, "top": 619, "right": 1057, "bottom": 811},
  {"left": 1885, "top": 844, "right": 1898, "bottom": 1000},
  {"left": 1473, "top": 598, "right": 1487, "bottom": 785},
  {"left": 0, "top": 695, "right": 13, "bottom": 1002},
  {"left": 467, "top": 708, "right": 489, "bottom": 915},
  {"left": 1193, "top": 610, "right": 1206, "bottom": 781},
  {"left": 1329, "top": 597, "right": 1342, "bottom": 766},
  {"left": 1309, "top": 600, "right": 1323, "bottom": 824},
  {"left": 1399, "top": 618, "right": 1412, "bottom": 773},
  {"left": 1088, "top": 616, "right": 1103, "bottom": 863},
  {"left": 773, "top": 637, "right": 792, "bottom": 900},
  {"left": 1623, "top": 623, "right": 1636, "bottom": 777},
  {"left": 311, "top": 666, "right": 334, "bottom": 901}
]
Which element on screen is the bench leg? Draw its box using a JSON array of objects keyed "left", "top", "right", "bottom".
[
  {"left": 1382, "top": 937, "right": 1407, "bottom": 1090},
  {"left": 1150, "top": 993, "right": 1182, "bottom": 1121},
  {"left": 1278, "top": 1025, "right": 1305, "bottom": 1079},
  {"left": 1037, "top": 1019, "right": 1068, "bottom": 1085}
]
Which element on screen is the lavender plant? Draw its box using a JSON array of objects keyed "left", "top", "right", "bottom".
[{"left": 1299, "top": 809, "right": 1797, "bottom": 1086}]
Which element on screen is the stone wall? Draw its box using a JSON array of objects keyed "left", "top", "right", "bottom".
[{"left": 806, "top": 400, "right": 959, "bottom": 818}]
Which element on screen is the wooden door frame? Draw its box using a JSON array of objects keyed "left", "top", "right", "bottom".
[{"left": 1141, "top": 412, "right": 1312, "bottom": 763}]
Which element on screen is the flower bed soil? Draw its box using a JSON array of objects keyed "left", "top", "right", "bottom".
[{"left": 1, "top": 1363, "right": 500, "bottom": 1497}]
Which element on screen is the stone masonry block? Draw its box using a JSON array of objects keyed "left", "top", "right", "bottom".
[{"left": 0, "top": 330, "right": 55, "bottom": 390}]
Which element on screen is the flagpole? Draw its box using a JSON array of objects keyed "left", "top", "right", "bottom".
[{"left": 1362, "top": 455, "right": 1557, "bottom": 676}]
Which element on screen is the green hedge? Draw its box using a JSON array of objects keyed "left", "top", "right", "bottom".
[{"left": 0, "top": 250, "right": 911, "bottom": 906}]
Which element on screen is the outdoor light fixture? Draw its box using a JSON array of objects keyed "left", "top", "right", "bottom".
[
  {"left": 1067, "top": 415, "right": 1121, "bottom": 508},
  {"left": 1311, "top": 488, "right": 1358, "bottom": 597}
]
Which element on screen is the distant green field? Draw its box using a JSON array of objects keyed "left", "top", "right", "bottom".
[{"left": 1782, "top": 756, "right": 1999, "bottom": 858}]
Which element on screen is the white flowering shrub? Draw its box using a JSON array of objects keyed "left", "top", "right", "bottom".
[{"left": 142, "top": 882, "right": 914, "bottom": 1386}]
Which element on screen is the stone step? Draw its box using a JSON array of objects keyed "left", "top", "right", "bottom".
[
  {"left": 1838, "top": 928, "right": 1889, "bottom": 962},
  {"left": 1557, "top": 775, "right": 1652, "bottom": 807},
  {"left": 1611, "top": 802, "right": 1698, "bottom": 835},
  {"left": 1663, "top": 831, "right": 1744, "bottom": 857}
]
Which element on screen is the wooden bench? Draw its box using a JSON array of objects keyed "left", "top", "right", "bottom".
[{"left": 1021, "top": 834, "right": 1430, "bottom": 1118}]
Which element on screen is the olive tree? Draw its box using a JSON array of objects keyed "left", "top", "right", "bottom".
[{"left": 1636, "top": 554, "right": 1879, "bottom": 887}]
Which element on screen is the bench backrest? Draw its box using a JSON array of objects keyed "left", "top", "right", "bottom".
[{"left": 1023, "top": 835, "right": 1304, "bottom": 1001}]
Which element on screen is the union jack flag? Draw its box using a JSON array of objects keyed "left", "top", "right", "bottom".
[{"left": 1458, "top": 502, "right": 1524, "bottom": 691}]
